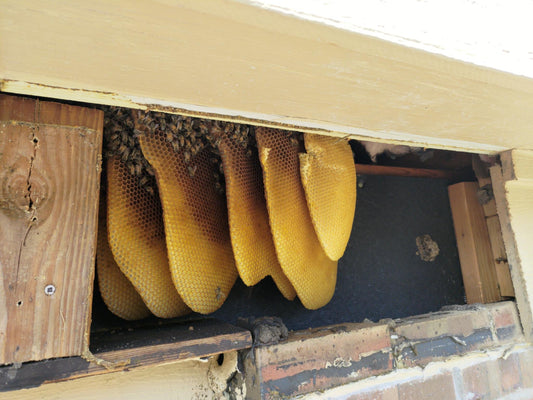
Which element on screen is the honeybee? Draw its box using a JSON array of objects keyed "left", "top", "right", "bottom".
[{"left": 188, "top": 165, "right": 198, "bottom": 177}]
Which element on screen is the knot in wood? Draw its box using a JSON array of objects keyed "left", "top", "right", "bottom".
[{"left": 0, "top": 156, "right": 51, "bottom": 220}]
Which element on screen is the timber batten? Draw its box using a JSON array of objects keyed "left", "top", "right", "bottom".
[{"left": 0, "top": 95, "right": 103, "bottom": 365}]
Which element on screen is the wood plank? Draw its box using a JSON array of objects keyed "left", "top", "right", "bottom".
[
  {"left": 0, "top": 94, "right": 103, "bottom": 365},
  {"left": 501, "top": 150, "right": 533, "bottom": 182},
  {"left": 448, "top": 182, "right": 500, "bottom": 304},
  {"left": 490, "top": 165, "right": 533, "bottom": 341},
  {"left": 2, "top": 1, "right": 533, "bottom": 154},
  {"left": 0, "top": 319, "right": 252, "bottom": 392},
  {"left": 472, "top": 155, "right": 514, "bottom": 298},
  {"left": 355, "top": 164, "right": 455, "bottom": 179},
  {"left": 486, "top": 216, "right": 514, "bottom": 298}
]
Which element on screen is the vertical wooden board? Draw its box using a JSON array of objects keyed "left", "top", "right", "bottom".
[
  {"left": 448, "top": 182, "right": 500, "bottom": 304},
  {"left": 473, "top": 157, "right": 515, "bottom": 299},
  {"left": 0, "top": 94, "right": 103, "bottom": 365},
  {"left": 486, "top": 215, "right": 515, "bottom": 297}
]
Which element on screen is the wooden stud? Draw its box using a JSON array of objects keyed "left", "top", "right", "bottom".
[
  {"left": 0, "top": 94, "right": 103, "bottom": 365},
  {"left": 486, "top": 216, "right": 514, "bottom": 297},
  {"left": 472, "top": 156, "right": 515, "bottom": 298},
  {"left": 448, "top": 182, "right": 501, "bottom": 304},
  {"left": 491, "top": 159, "right": 533, "bottom": 341}
]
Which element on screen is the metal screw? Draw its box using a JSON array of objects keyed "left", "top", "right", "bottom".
[{"left": 44, "top": 284, "right": 56, "bottom": 296}]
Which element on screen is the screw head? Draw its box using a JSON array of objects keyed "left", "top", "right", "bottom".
[{"left": 44, "top": 284, "right": 56, "bottom": 296}]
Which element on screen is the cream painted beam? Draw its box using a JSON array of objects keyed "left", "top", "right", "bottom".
[
  {"left": 491, "top": 150, "right": 533, "bottom": 341},
  {"left": 1, "top": 0, "right": 533, "bottom": 153}
]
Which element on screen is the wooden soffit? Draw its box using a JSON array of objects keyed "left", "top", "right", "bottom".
[{"left": 1, "top": 0, "right": 533, "bottom": 153}]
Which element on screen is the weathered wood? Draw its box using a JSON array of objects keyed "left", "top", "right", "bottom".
[
  {"left": 355, "top": 164, "right": 455, "bottom": 179},
  {"left": 0, "top": 319, "right": 252, "bottom": 392},
  {"left": 448, "top": 182, "right": 501, "bottom": 304},
  {"left": 0, "top": 94, "right": 103, "bottom": 365},
  {"left": 486, "top": 216, "right": 515, "bottom": 298},
  {"left": 472, "top": 156, "right": 514, "bottom": 298},
  {"left": 2, "top": 2, "right": 533, "bottom": 154},
  {"left": 491, "top": 157, "right": 533, "bottom": 341},
  {"left": 501, "top": 150, "right": 533, "bottom": 182}
]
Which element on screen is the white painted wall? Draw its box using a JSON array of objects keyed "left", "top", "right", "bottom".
[{"left": 251, "top": 0, "right": 533, "bottom": 78}]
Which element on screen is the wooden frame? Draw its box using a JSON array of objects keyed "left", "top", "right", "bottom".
[
  {"left": 2, "top": 1, "right": 533, "bottom": 397},
  {"left": 1, "top": 1, "right": 533, "bottom": 154}
]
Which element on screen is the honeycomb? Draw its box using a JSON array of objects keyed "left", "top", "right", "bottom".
[
  {"left": 96, "top": 191, "right": 151, "bottom": 320},
  {"left": 139, "top": 130, "right": 238, "bottom": 314},
  {"left": 300, "top": 133, "right": 357, "bottom": 260},
  {"left": 255, "top": 127, "right": 338, "bottom": 310},
  {"left": 215, "top": 127, "right": 296, "bottom": 300},
  {"left": 106, "top": 155, "right": 190, "bottom": 318}
]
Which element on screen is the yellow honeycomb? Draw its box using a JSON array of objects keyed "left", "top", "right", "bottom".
[
  {"left": 106, "top": 156, "right": 190, "bottom": 318},
  {"left": 139, "top": 131, "right": 238, "bottom": 314},
  {"left": 300, "top": 133, "right": 357, "bottom": 261},
  {"left": 256, "top": 127, "right": 337, "bottom": 310},
  {"left": 216, "top": 129, "right": 296, "bottom": 300}
]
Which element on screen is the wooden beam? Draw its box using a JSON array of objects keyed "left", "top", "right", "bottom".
[
  {"left": 255, "top": 1, "right": 533, "bottom": 80},
  {"left": 1, "top": 1, "right": 533, "bottom": 153},
  {"left": 485, "top": 216, "right": 514, "bottom": 298},
  {"left": 355, "top": 164, "right": 455, "bottom": 180},
  {"left": 448, "top": 182, "right": 501, "bottom": 304},
  {"left": 491, "top": 152, "right": 533, "bottom": 341},
  {"left": 0, "top": 319, "right": 252, "bottom": 392},
  {"left": 472, "top": 156, "right": 515, "bottom": 298},
  {"left": 0, "top": 94, "right": 103, "bottom": 365}
]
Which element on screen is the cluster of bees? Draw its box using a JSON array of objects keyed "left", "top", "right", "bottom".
[
  {"left": 103, "top": 107, "right": 261, "bottom": 195},
  {"left": 100, "top": 106, "right": 356, "bottom": 318},
  {"left": 103, "top": 107, "right": 157, "bottom": 195}
]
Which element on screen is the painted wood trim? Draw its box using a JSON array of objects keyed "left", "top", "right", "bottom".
[
  {"left": 491, "top": 151, "right": 533, "bottom": 341},
  {"left": 1, "top": 1, "right": 533, "bottom": 153}
]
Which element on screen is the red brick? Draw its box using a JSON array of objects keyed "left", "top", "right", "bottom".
[
  {"left": 499, "top": 353, "right": 522, "bottom": 394},
  {"left": 397, "top": 373, "right": 456, "bottom": 400},
  {"left": 346, "top": 386, "right": 399, "bottom": 400},
  {"left": 256, "top": 322, "right": 393, "bottom": 398},
  {"left": 485, "top": 302, "right": 524, "bottom": 343},
  {"left": 394, "top": 309, "right": 491, "bottom": 341},
  {"left": 486, "top": 302, "right": 519, "bottom": 330},
  {"left": 462, "top": 359, "right": 501, "bottom": 400},
  {"left": 518, "top": 349, "right": 533, "bottom": 389}
]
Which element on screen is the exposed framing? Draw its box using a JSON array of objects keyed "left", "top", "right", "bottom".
[{"left": 1, "top": 0, "right": 533, "bottom": 397}]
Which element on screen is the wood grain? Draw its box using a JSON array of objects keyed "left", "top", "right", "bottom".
[
  {"left": 472, "top": 156, "right": 514, "bottom": 298},
  {"left": 0, "top": 319, "right": 252, "bottom": 392},
  {"left": 355, "top": 164, "right": 455, "bottom": 179},
  {"left": 486, "top": 216, "right": 514, "bottom": 298},
  {"left": 448, "top": 182, "right": 501, "bottom": 304},
  {"left": 0, "top": 94, "right": 103, "bottom": 365}
]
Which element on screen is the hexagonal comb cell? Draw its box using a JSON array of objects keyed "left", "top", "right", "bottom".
[
  {"left": 256, "top": 127, "right": 338, "bottom": 310},
  {"left": 139, "top": 130, "right": 238, "bottom": 314},
  {"left": 96, "top": 190, "right": 151, "bottom": 321},
  {"left": 106, "top": 156, "right": 190, "bottom": 318},
  {"left": 214, "top": 126, "right": 296, "bottom": 300},
  {"left": 300, "top": 133, "right": 357, "bottom": 261}
]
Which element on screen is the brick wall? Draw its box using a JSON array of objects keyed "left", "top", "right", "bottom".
[
  {"left": 301, "top": 345, "right": 533, "bottom": 400},
  {"left": 243, "top": 301, "right": 530, "bottom": 399}
]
